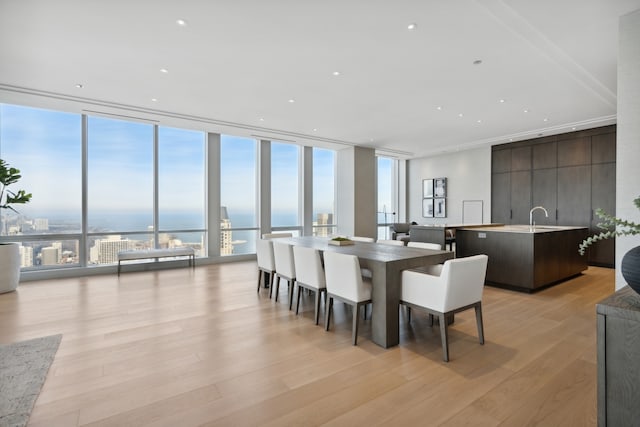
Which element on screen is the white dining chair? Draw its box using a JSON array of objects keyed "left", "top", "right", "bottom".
[
  {"left": 377, "top": 239, "right": 405, "bottom": 246},
  {"left": 272, "top": 241, "right": 297, "bottom": 309},
  {"left": 400, "top": 254, "right": 488, "bottom": 362},
  {"left": 256, "top": 238, "right": 275, "bottom": 295},
  {"left": 407, "top": 241, "right": 442, "bottom": 250},
  {"left": 323, "top": 251, "right": 373, "bottom": 345},
  {"left": 293, "top": 246, "right": 327, "bottom": 325},
  {"left": 262, "top": 232, "right": 293, "bottom": 239},
  {"left": 350, "top": 236, "right": 375, "bottom": 243}
]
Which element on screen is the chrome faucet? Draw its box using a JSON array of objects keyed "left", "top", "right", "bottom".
[{"left": 529, "top": 206, "right": 549, "bottom": 230}]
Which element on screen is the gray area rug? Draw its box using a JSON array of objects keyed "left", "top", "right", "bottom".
[{"left": 0, "top": 334, "right": 62, "bottom": 427}]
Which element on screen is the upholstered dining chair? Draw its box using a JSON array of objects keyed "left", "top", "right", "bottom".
[
  {"left": 377, "top": 239, "right": 405, "bottom": 246},
  {"left": 262, "top": 232, "right": 293, "bottom": 239},
  {"left": 350, "top": 236, "right": 375, "bottom": 243},
  {"left": 272, "top": 241, "right": 297, "bottom": 309},
  {"left": 256, "top": 238, "right": 275, "bottom": 295},
  {"left": 407, "top": 241, "right": 442, "bottom": 250},
  {"left": 400, "top": 254, "right": 488, "bottom": 362},
  {"left": 293, "top": 246, "right": 327, "bottom": 325},
  {"left": 323, "top": 251, "right": 373, "bottom": 345}
]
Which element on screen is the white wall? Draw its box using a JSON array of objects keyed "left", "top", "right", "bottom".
[
  {"left": 616, "top": 9, "right": 640, "bottom": 290},
  {"left": 407, "top": 146, "right": 492, "bottom": 225}
]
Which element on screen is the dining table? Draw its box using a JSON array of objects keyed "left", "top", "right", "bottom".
[{"left": 282, "top": 236, "right": 454, "bottom": 348}]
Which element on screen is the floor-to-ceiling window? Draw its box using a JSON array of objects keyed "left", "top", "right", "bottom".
[
  {"left": 87, "top": 116, "right": 154, "bottom": 264},
  {"left": 271, "top": 141, "right": 301, "bottom": 235},
  {"left": 0, "top": 104, "right": 82, "bottom": 269},
  {"left": 312, "top": 147, "right": 336, "bottom": 236},
  {"left": 220, "top": 135, "right": 258, "bottom": 255},
  {"left": 158, "top": 126, "right": 206, "bottom": 256},
  {"left": 377, "top": 156, "right": 396, "bottom": 240}
]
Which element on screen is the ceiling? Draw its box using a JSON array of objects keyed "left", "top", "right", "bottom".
[{"left": 1, "top": 0, "right": 639, "bottom": 158}]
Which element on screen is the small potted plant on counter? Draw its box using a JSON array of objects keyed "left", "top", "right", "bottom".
[
  {"left": 329, "top": 236, "right": 355, "bottom": 246},
  {"left": 0, "top": 158, "right": 32, "bottom": 293},
  {"left": 580, "top": 196, "right": 640, "bottom": 294}
]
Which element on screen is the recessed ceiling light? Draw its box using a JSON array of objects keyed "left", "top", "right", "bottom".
[
  {"left": 176, "top": 19, "right": 187, "bottom": 26},
  {"left": 509, "top": 138, "right": 514, "bottom": 142},
  {"left": 458, "top": 113, "right": 463, "bottom": 117},
  {"left": 160, "top": 68, "right": 169, "bottom": 73},
  {"left": 473, "top": 59, "right": 482, "bottom": 65},
  {"left": 436, "top": 106, "right": 443, "bottom": 111},
  {"left": 572, "top": 127, "right": 576, "bottom": 130},
  {"left": 75, "top": 84, "right": 83, "bottom": 89},
  {"left": 523, "top": 109, "right": 529, "bottom": 113},
  {"left": 407, "top": 23, "right": 417, "bottom": 30},
  {"left": 499, "top": 99, "right": 505, "bottom": 103},
  {"left": 477, "top": 119, "right": 482, "bottom": 123},
  {"left": 543, "top": 118, "right": 548, "bottom": 122},
  {"left": 288, "top": 99, "right": 295, "bottom": 103},
  {"left": 151, "top": 98, "right": 157, "bottom": 102},
  {"left": 332, "top": 71, "right": 340, "bottom": 76},
  {"left": 259, "top": 118, "right": 265, "bottom": 122},
  {"left": 312, "top": 128, "right": 318, "bottom": 132}
]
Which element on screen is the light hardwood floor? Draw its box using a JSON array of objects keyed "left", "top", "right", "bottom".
[{"left": 0, "top": 262, "right": 614, "bottom": 426}]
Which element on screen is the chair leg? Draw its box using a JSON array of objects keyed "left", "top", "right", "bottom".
[
  {"left": 274, "top": 276, "right": 281, "bottom": 302},
  {"left": 269, "top": 272, "right": 274, "bottom": 299},
  {"left": 352, "top": 303, "right": 360, "bottom": 345},
  {"left": 428, "top": 314, "right": 434, "bottom": 327},
  {"left": 407, "top": 306, "right": 412, "bottom": 323},
  {"left": 439, "top": 314, "right": 449, "bottom": 362},
  {"left": 325, "top": 297, "right": 333, "bottom": 331},
  {"left": 475, "top": 303, "right": 485, "bottom": 345},
  {"left": 314, "top": 291, "right": 321, "bottom": 325},
  {"left": 257, "top": 270, "right": 262, "bottom": 293},
  {"left": 362, "top": 304, "right": 367, "bottom": 320},
  {"left": 295, "top": 285, "right": 303, "bottom": 314},
  {"left": 288, "top": 280, "right": 295, "bottom": 310}
]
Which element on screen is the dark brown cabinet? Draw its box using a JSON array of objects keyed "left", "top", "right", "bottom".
[
  {"left": 532, "top": 169, "right": 557, "bottom": 226},
  {"left": 491, "top": 125, "right": 615, "bottom": 266},
  {"left": 557, "top": 165, "right": 591, "bottom": 226}
]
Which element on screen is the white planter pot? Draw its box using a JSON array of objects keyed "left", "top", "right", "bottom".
[{"left": 0, "top": 243, "right": 21, "bottom": 293}]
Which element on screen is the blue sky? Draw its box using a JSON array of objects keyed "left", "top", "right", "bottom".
[{"left": 1, "top": 103, "right": 337, "bottom": 224}]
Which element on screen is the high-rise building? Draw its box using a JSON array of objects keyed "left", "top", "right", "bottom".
[
  {"left": 89, "top": 236, "right": 136, "bottom": 264},
  {"left": 314, "top": 213, "right": 334, "bottom": 237},
  {"left": 19, "top": 245, "right": 33, "bottom": 268},
  {"left": 41, "top": 246, "right": 60, "bottom": 266},
  {"left": 34, "top": 218, "right": 49, "bottom": 231},
  {"left": 220, "top": 206, "right": 233, "bottom": 255}
]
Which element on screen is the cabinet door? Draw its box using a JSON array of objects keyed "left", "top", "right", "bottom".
[
  {"left": 511, "top": 171, "right": 532, "bottom": 225},
  {"left": 532, "top": 169, "right": 557, "bottom": 225},
  {"left": 558, "top": 137, "right": 592, "bottom": 167},
  {"left": 590, "top": 163, "right": 616, "bottom": 266},
  {"left": 511, "top": 146, "right": 531, "bottom": 171},
  {"left": 557, "top": 166, "right": 591, "bottom": 226},
  {"left": 491, "top": 173, "right": 511, "bottom": 224},
  {"left": 533, "top": 141, "right": 557, "bottom": 170},
  {"left": 492, "top": 149, "right": 511, "bottom": 173},
  {"left": 592, "top": 133, "right": 616, "bottom": 164}
]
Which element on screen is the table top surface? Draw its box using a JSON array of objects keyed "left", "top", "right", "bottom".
[{"left": 281, "top": 236, "right": 451, "bottom": 263}]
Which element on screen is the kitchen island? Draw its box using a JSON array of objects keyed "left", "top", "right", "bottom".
[{"left": 456, "top": 225, "right": 589, "bottom": 292}]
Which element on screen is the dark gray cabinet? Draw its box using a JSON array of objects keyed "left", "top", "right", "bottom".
[
  {"left": 590, "top": 163, "right": 616, "bottom": 265},
  {"left": 557, "top": 165, "right": 591, "bottom": 226},
  {"left": 532, "top": 169, "right": 557, "bottom": 226},
  {"left": 597, "top": 286, "right": 640, "bottom": 426},
  {"left": 491, "top": 172, "right": 511, "bottom": 224},
  {"left": 511, "top": 171, "right": 532, "bottom": 225},
  {"left": 491, "top": 125, "right": 615, "bottom": 266}
]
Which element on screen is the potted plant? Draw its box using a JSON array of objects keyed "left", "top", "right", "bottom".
[
  {"left": 0, "top": 158, "right": 32, "bottom": 293},
  {"left": 580, "top": 196, "right": 640, "bottom": 294}
]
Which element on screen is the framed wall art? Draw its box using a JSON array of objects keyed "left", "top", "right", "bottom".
[
  {"left": 434, "top": 198, "right": 446, "bottom": 218},
  {"left": 422, "top": 198, "right": 434, "bottom": 218},
  {"left": 423, "top": 179, "right": 433, "bottom": 198}
]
